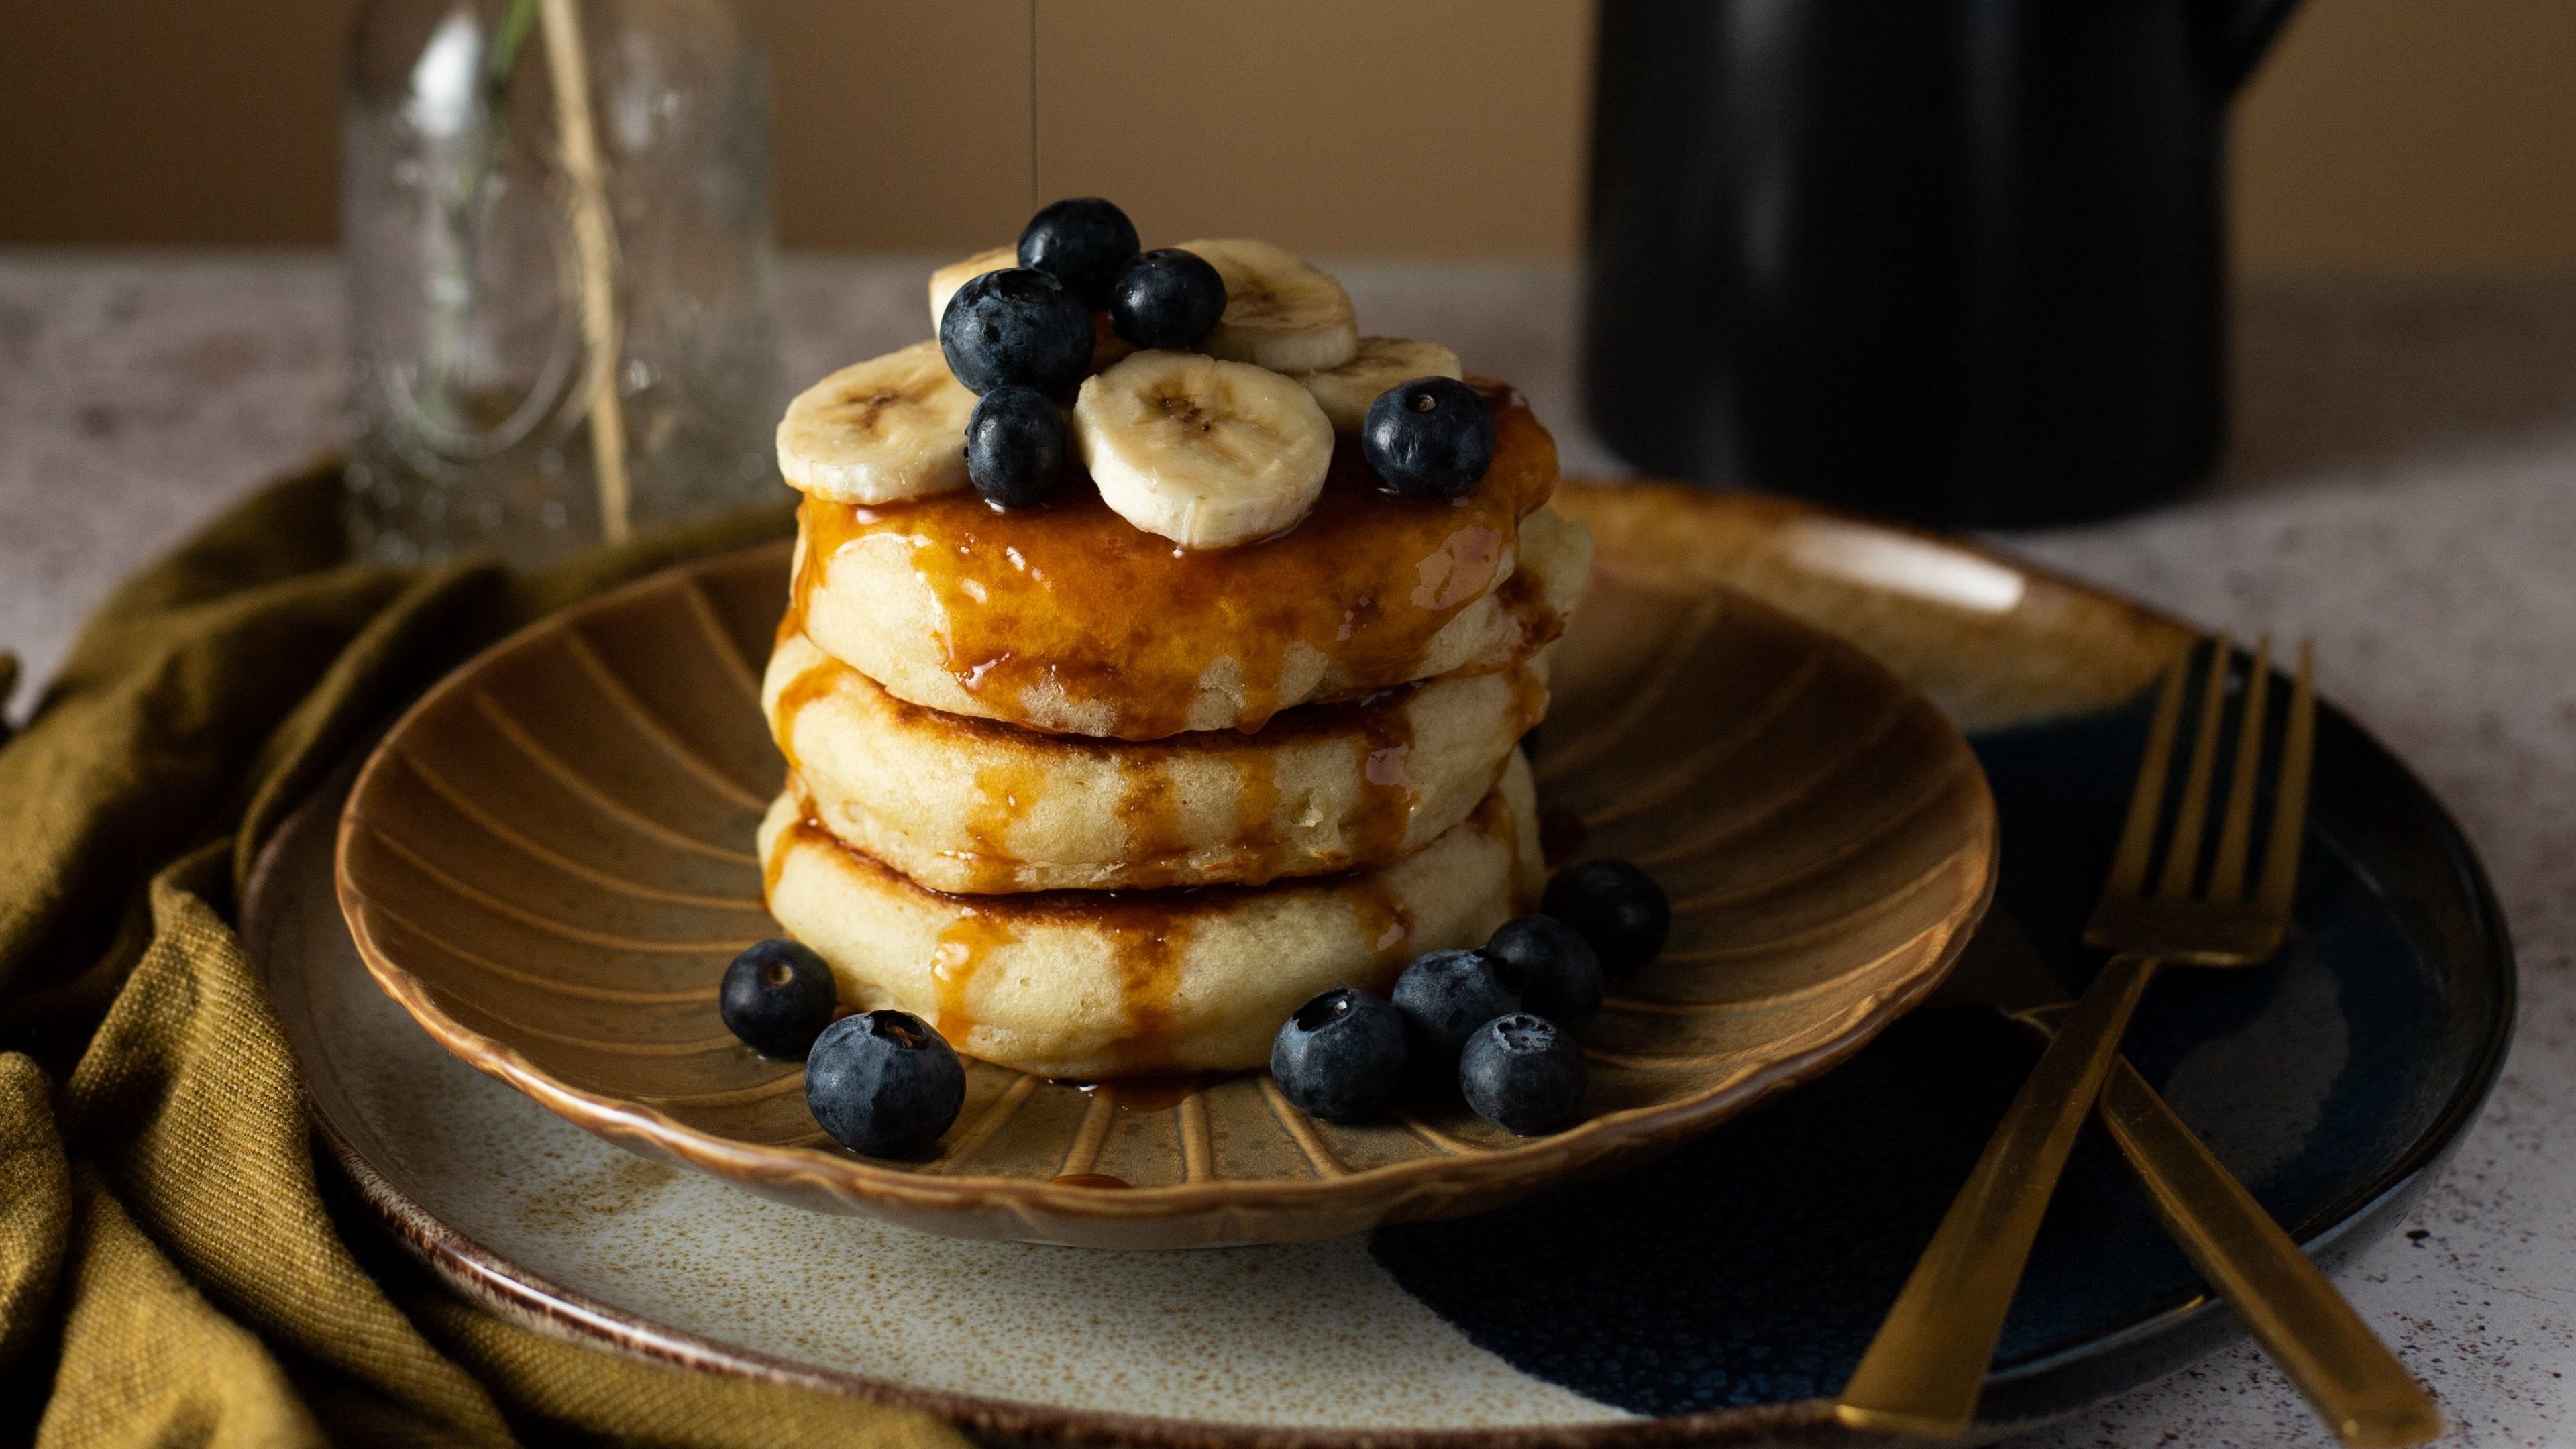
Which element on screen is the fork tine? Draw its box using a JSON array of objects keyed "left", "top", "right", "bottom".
[
  {"left": 2254, "top": 640, "right": 2317, "bottom": 917},
  {"left": 2156, "top": 638, "right": 2237, "bottom": 900},
  {"left": 2204, "top": 637, "right": 2273, "bottom": 902},
  {"left": 2103, "top": 649, "right": 2194, "bottom": 903}
]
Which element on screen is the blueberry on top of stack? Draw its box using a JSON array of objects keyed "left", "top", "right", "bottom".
[{"left": 750, "top": 199, "right": 1601, "bottom": 1157}]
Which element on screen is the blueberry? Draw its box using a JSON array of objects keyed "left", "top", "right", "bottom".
[
  {"left": 1108, "top": 248, "right": 1228, "bottom": 350},
  {"left": 965, "top": 384, "right": 1067, "bottom": 508},
  {"left": 1483, "top": 915, "right": 1603, "bottom": 1030},
  {"left": 1542, "top": 859, "right": 1672, "bottom": 977},
  {"left": 719, "top": 938, "right": 837, "bottom": 1059},
  {"left": 1460, "top": 1013, "right": 1587, "bottom": 1136},
  {"left": 1269, "top": 987, "right": 1409, "bottom": 1122},
  {"left": 1017, "top": 197, "right": 1140, "bottom": 310},
  {"left": 939, "top": 267, "right": 1093, "bottom": 396},
  {"left": 1362, "top": 377, "right": 1496, "bottom": 500},
  {"left": 804, "top": 1010, "right": 967, "bottom": 1157},
  {"left": 1391, "top": 948, "right": 1528, "bottom": 1069}
]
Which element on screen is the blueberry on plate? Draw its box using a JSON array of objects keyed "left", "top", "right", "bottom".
[
  {"left": 1018, "top": 197, "right": 1140, "bottom": 310},
  {"left": 804, "top": 1010, "right": 966, "bottom": 1157},
  {"left": 939, "top": 267, "right": 1093, "bottom": 396},
  {"left": 1541, "top": 858, "right": 1672, "bottom": 977},
  {"left": 1460, "top": 1013, "right": 1587, "bottom": 1136},
  {"left": 1483, "top": 914, "right": 1603, "bottom": 1030},
  {"left": 1391, "top": 947, "right": 1528, "bottom": 1068},
  {"left": 1362, "top": 376, "right": 1497, "bottom": 501},
  {"left": 1270, "top": 987, "right": 1409, "bottom": 1122},
  {"left": 1108, "top": 248, "right": 1229, "bottom": 350},
  {"left": 718, "top": 937, "right": 837, "bottom": 1059},
  {"left": 965, "top": 384, "right": 1068, "bottom": 508}
]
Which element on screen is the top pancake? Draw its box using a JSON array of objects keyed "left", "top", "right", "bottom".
[{"left": 784, "top": 382, "right": 1579, "bottom": 741}]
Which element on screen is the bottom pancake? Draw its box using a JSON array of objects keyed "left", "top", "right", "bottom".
[{"left": 758, "top": 752, "right": 1542, "bottom": 1081}]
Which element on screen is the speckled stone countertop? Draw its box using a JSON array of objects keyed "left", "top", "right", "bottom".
[{"left": 3, "top": 252, "right": 2571, "bottom": 1447}]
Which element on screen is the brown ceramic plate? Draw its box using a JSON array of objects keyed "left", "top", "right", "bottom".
[{"left": 333, "top": 494, "right": 1996, "bottom": 1249}]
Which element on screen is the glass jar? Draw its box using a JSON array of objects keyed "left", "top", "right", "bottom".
[{"left": 342, "top": 0, "right": 782, "bottom": 566}]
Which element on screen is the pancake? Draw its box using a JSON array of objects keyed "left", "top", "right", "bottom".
[
  {"left": 784, "top": 383, "right": 1585, "bottom": 741},
  {"left": 758, "top": 753, "right": 1543, "bottom": 1079},
  {"left": 766, "top": 630, "right": 1548, "bottom": 893}
]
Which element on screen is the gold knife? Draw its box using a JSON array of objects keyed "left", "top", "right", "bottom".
[{"left": 1932, "top": 914, "right": 2440, "bottom": 1446}]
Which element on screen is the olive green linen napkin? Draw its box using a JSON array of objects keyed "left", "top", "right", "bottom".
[{"left": 0, "top": 464, "right": 969, "bottom": 1449}]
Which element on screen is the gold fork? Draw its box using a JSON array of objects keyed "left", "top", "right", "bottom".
[
  {"left": 1947, "top": 914, "right": 2441, "bottom": 1446},
  {"left": 1837, "top": 638, "right": 2349, "bottom": 1440}
]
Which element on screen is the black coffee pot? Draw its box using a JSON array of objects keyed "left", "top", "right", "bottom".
[{"left": 1582, "top": 0, "right": 2302, "bottom": 528}]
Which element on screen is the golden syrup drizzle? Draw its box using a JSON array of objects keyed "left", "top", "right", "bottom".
[
  {"left": 929, "top": 908, "right": 1016, "bottom": 1043},
  {"left": 1348, "top": 877, "right": 1416, "bottom": 984},
  {"left": 1093, "top": 900, "right": 1193, "bottom": 1073},
  {"left": 1348, "top": 704, "right": 1421, "bottom": 863},
  {"left": 791, "top": 384, "right": 1558, "bottom": 741},
  {"left": 763, "top": 799, "right": 828, "bottom": 905},
  {"left": 1113, "top": 769, "right": 1195, "bottom": 881},
  {"left": 779, "top": 531, "right": 815, "bottom": 646},
  {"left": 890, "top": 859, "right": 1208, "bottom": 1075},
  {"left": 777, "top": 804, "right": 1222, "bottom": 1070},
  {"left": 959, "top": 759, "right": 1045, "bottom": 888},
  {"left": 1505, "top": 661, "right": 1552, "bottom": 735},
  {"left": 766, "top": 660, "right": 839, "bottom": 775},
  {"left": 1232, "top": 751, "right": 1283, "bottom": 860},
  {"left": 1492, "top": 564, "right": 1568, "bottom": 659}
]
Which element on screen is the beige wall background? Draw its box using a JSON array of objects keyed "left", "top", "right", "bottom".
[{"left": 1, "top": 0, "right": 2571, "bottom": 272}]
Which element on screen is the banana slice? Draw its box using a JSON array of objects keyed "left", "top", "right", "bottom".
[
  {"left": 776, "top": 340, "right": 975, "bottom": 504},
  {"left": 1175, "top": 238, "right": 1359, "bottom": 373},
  {"left": 1293, "top": 337, "right": 1464, "bottom": 431},
  {"left": 1073, "top": 350, "right": 1334, "bottom": 549},
  {"left": 928, "top": 246, "right": 1016, "bottom": 331}
]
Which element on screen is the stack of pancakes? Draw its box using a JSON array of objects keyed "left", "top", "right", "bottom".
[{"left": 756, "top": 375, "right": 1589, "bottom": 1082}]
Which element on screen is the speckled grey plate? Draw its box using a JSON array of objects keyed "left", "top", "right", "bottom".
[{"left": 247, "top": 485, "right": 2512, "bottom": 1446}]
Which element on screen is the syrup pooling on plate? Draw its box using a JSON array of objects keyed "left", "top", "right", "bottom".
[{"left": 789, "top": 384, "right": 1556, "bottom": 742}]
